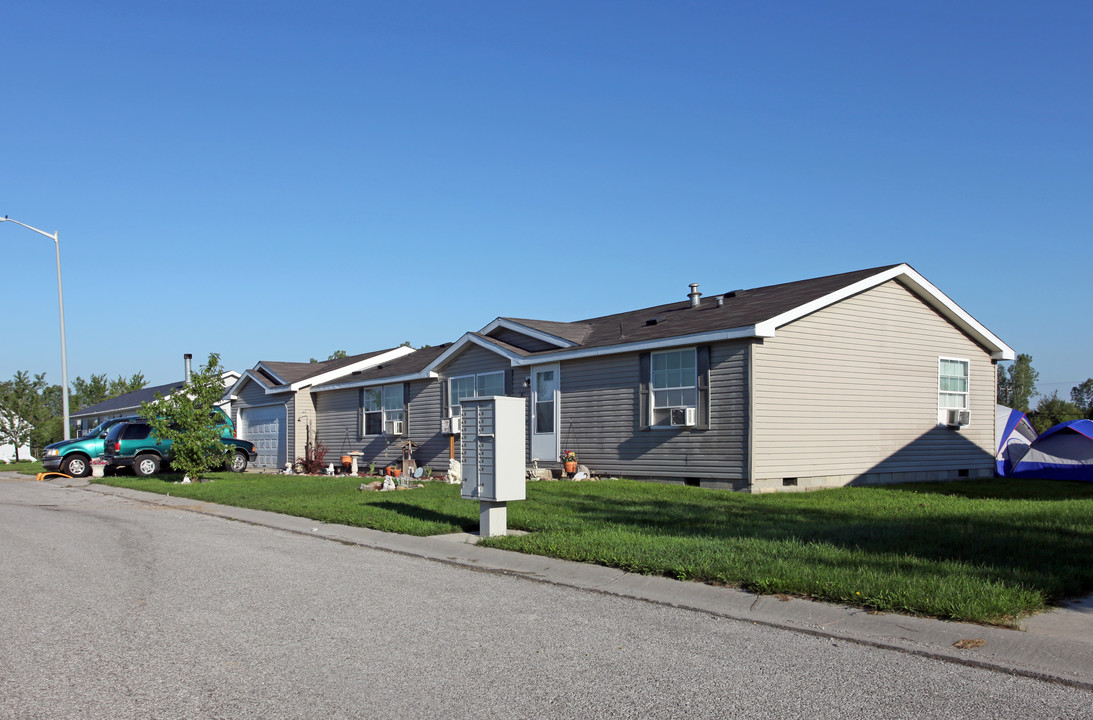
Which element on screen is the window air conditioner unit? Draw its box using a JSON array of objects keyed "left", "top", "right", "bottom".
[
  {"left": 947, "top": 409, "right": 970, "bottom": 427},
  {"left": 670, "top": 407, "right": 697, "bottom": 427},
  {"left": 385, "top": 420, "right": 404, "bottom": 436},
  {"left": 441, "top": 416, "right": 461, "bottom": 435}
]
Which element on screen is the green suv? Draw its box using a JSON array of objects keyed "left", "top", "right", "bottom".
[
  {"left": 41, "top": 416, "right": 139, "bottom": 477},
  {"left": 42, "top": 409, "right": 236, "bottom": 478},
  {"left": 102, "top": 413, "right": 255, "bottom": 477}
]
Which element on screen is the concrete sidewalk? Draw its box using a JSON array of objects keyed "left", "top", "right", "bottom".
[{"left": 17, "top": 472, "right": 1093, "bottom": 691}]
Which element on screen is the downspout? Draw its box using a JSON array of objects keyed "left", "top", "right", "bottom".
[{"left": 747, "top": 341, "right": 756, "bottom": 491}]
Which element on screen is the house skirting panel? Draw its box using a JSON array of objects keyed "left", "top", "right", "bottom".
[{"left": 749, "top": 466, "right": 993, "bottom": 493}]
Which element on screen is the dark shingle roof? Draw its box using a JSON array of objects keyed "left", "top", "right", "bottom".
[
  {"left": 317, "top": 344, "right": 454, "bottom": 386},
  {"left": 501, "top": 265, "right": 901, "bottom": 352},
  {"left": 259, "top": 348, "right": 394, "bottom": 386},
  {"left": 70, "top": 380, "right": 185, "bottom": 418}
]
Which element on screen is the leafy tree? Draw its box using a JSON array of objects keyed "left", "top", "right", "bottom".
[
  {"left": 1029, "top": 391, "right": 1083, "bottom": 434},
  {"left": 1071, "top": 379, "right": 1093, "bottom": 419},
  {"left": 0, "top": 371, "right": 50, "bottom": 461},
  {"left": 29, "top": 383, "right": 64, "bottom": 450},
  {"left": 140, "top": 353, "right": 229, "bottom": 480},
  {"left": 71, "top": 372, "right": 146, "bottom": 412},
  {"left": 997, "top": 354, "right": 1039, "bottom": 412},
  {"left": 309, "top": 350, "right": 348, "bottom": 364}
]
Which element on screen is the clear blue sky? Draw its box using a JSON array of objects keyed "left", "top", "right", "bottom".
[{"left": 2, "top": 1, "right": 1090, "bottom": 400}]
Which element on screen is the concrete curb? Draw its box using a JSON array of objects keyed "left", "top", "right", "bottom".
[{"left": 63, "top": 477, "right": 1093, "bottom": 691}]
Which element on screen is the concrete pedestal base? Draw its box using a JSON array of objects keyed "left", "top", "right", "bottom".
[{"left": 479, "top": 501, "right": 508, "bottom": 537}]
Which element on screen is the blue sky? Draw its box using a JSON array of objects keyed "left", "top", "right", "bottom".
[{"left": 2, "top": 1, "right": 1090, "bottom": 400}]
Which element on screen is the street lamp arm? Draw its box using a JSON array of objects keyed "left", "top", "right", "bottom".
[
  {"left": 0, "top": 216, "right": 59, "bottom": 242},
  {"left": 0, "top": 214, "right": 70, "bottom": 440}
]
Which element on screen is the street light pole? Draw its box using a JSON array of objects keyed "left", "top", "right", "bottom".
[{"left": 1, "top": 216, "right": 71, "bottom": 440}]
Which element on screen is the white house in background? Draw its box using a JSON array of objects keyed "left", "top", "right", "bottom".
[{"left": 0, "top": 442, "right": 35, "bottom": 463}]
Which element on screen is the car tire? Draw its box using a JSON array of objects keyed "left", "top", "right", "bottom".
[
  {"left": 229, "top": 451, "right": 248, "bottom": 473},
  {"left": 61, "top": 455, "right": 91, "bottom": 478},
  {"left": 133, "top": 454, "right": 160, "bottom": 477}
]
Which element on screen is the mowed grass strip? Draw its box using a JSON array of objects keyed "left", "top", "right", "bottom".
[
  {"left": 97, "top": 474, "right": 1093, "bottom": 626},
  {"left": 4, "top": 460, "right": 44, "bottom": 475}
]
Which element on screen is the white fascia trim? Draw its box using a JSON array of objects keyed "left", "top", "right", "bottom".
[
  {"left": 508, "top": 327, "right": 760, "bottom": 366},
  {"left": 312, "top": 371, "right": 435, "bottom": 393},
  {"left": 424, "top": 333, "right": 528, "bottom": 374},
  {"left": 479, "top": 318, "right": 579, "bottom": 348},
  {"left": 226, "top": 369, "right": 277, "bottom": 399},
  {"left": 752, "top": 264, "right": 1015, "bottom": 361},
  {"left": 289, "top": 346, "right": 417, "bottom": 391}
]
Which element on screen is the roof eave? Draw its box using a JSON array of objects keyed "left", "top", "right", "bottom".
[
  {"left": 755, "top": 264, "right": 1014, "bottom": 361},
  {"left": 479, "top": 318, "right": 580, "bottom": 349}
]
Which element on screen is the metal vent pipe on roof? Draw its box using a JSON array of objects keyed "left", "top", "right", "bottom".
[
  {"left": 184, "top": 353, "right": 192, "bottom": 384},
  {"left": 688, "top": 283, "right": 701, "bottom": 307}
]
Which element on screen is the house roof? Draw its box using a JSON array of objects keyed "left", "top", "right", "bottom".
[
  {"left": 71, "top": 370, "right": 242, "bottom": 419},
  {"left": 426, "top": 264, "right": 1014, "bottom": 371},
  {"left": 70, "top": 380, "right": 186, "bottom": 419},
  {"left": 258, "top": 348, "right": 392, "bottom": 387},
  {"left": 232, "top": 346, "right": 422, "bottom": 398},
  {"left": 312, "top": 344, "right": 455, "bottom": 391}
]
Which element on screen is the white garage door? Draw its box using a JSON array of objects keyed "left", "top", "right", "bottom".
[{"left": 242, "top": 405, "right": 286, "bottom": 469}]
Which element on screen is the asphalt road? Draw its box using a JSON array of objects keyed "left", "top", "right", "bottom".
[{"left": 1, "top": 476, "right": 1090, "bottom": 719}]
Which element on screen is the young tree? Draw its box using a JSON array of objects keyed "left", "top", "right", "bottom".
[
  {"left": 0, "top": 371, "right": 50, "bottom": 461},
  {"left": 1071, "top": 379, "right": 1093, "bottom": 419},
  {"left": 997, "top": 354, "right": 1039, "bottom": 412},
  {"left": 140, "top": 353, "right": 229, "bottom": 481}
]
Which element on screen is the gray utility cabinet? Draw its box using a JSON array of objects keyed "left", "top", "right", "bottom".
[{"left": 460, "top": 396, "right": 526, "bottom": 503}]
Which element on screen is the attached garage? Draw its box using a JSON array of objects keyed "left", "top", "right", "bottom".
[
  {"left": 241, "top": 404, "right": 287, "bottom": 469},
  {"left": 226, "top": 347, "right": 417, "bottom": 473}
]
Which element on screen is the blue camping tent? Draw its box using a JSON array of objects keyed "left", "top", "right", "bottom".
[
  {"left": 1010, "top": 419, "right": 1093, "bottom": 482},
  {"left": 995, "top": 405, "right": 1037, "bottom": 476}
]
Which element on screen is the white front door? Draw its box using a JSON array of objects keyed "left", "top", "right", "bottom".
[{"left": 530, "top": 364, "right": 560, "bottom": 463}]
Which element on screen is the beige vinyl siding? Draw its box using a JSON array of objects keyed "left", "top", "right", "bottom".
[
  {"left": 313, "top": 379, "right": 451, "bottom": 471},
  {"left": 557, "top": 342, "right": 748, "bottom": 480},
  {"left": 751, "top": 279, "right": 996, "bottom": 490},
  {"left": 292, "top": 389, "right": 314, "bottom": 462}
]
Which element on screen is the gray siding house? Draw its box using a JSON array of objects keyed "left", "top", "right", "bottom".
[
  {"left": 227, "top": 347, "right": 415, "bottom": 469},
  {"left": 302, "top": 264, "right": 1013, "bottom": 492},
  {"left": 310, "top": 344, "right": 454, "bottom": 471}
]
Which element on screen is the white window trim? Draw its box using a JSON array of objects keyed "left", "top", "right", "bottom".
[
  {"left": 937, "top": 356, "right": 971, "bottom": 426},
  {"left": 361, "top": 383, "right": 404, "bottom": 437},
  {"left": 448, "top": 371, "right": 506, "bottom": 417},
  {"left": 649, "top": 347, "right": 698, "bottom": 428}
]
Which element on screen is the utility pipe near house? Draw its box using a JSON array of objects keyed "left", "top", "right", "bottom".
[{"left": 0, "top": 215, "right": 71, "bottom": 439}]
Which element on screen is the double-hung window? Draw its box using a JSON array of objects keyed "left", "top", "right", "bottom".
[
  {"left": 938, "top": 358, "right": 969, "bottom": 411},
  {"left": 361, "top": 384, "right": 404, "bottom": 436},
  {"left": 448, "top": 371, "right": 505, "bottom": 417},
  {"left": 651, "top": 348, "right": 697, "bottom": 426}
]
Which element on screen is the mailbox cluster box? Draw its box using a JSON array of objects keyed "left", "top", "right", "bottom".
[{"left": 460, "top": 396, "right": 527, "bottom": 502}]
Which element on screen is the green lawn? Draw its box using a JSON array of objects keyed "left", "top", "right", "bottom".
[
  {"left": 2, "top": 460, "right": 44, "bottom": 475},
  {"left": 96, "top": 473, "right": 1093, "bottom": 627}
]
